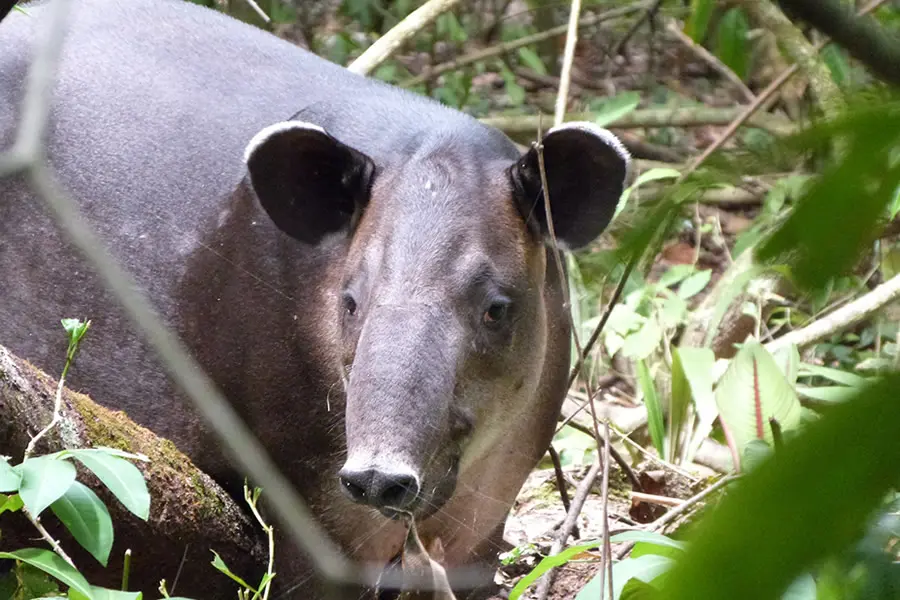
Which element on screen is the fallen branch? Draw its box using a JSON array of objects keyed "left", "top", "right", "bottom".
[
  {"left": 0, "top": 344, "right": 266, "bottom": 598},
  {"left": 348, "top": 0, "right": 463, "bottom": 76},
  {"left": 666, "top": 20, "right": 755, "bottom": 103},
  {"left": 481, "top": 107, "right": 795, "bottom": 137},
  {"left": 766, "top": 272, "right": 900, "bottom": 354},
  {"left": 775, "top": 0, "right": 900, "bottom": 86},
  {"left": 401, "top": 3, "right": 650, "bottom": 87}
]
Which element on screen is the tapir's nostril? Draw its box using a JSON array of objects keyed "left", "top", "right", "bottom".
[{"left": 338, "top": 467, "right": 421, "bottom": 510}]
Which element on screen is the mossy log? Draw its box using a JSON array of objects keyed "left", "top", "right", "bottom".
[{"left": 0, "top": 344, "right": 267, "bottom": 598}]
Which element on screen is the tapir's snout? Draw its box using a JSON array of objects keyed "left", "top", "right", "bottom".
[{"left": 338, "top": 465, "right": 421, "bottom": 513}]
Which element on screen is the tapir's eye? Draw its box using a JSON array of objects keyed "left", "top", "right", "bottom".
[
  {"left": 483, "top": 299, "right": 511, "bottom": 328},
  {"left": 343, "top": 293, "right": 358, "bottom": 317}
]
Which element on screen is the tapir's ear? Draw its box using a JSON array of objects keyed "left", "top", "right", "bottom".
[
  {"left": 243, "top": 121, "right": 375, "bottom": 244},
  {"left": 509, "top": 122, "right": 631, "bottom": 250}
]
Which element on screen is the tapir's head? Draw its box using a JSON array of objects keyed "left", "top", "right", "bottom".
[{"left": 243, "top": 118, "right": 629, "bottom": 519}]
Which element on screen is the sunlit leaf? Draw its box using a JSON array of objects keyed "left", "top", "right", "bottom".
[
  {"left": 69, "top": 587, "right": 143, "bottom": 599},
  {"left": 677, "top": 347, "right": 717, "bottom": 461},
  {"left": 715, "top": 338, "right": 803, "bottom": 453},
  {"left": 0, "top": 493, "right": 24, "bottom": 515},
  {"left": 677, "top": 269, "right": 712, "bottom": 300},
  {"left": 622, "top": 318, "right": 662, "bottom": 360},
  {"left": 658, "top": 373, "right": 900, "bottom": 600},
  {"left": 594, "top": 91, "right": 641, "bottom": 128}
]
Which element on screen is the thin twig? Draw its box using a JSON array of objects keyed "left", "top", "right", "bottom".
[
  {"left": 547, "top": 444, "right": 574, "bottom": 516},
  {"left": 631, "top": 491, "right": 683, "bottom": 507},
  {"left": 348, "top": 0, "right": 463, "bottom": 76},
  {"left": 666, "top": 20, "right": 755, "bottom": 103},
  {"left": 612, "top": 0, "right": 664, "bottom": 56},
  {"left": 401, "top": 3, "right": 650, "bottom": 87},
  {"left": 241, "top": 0, "right": 270, "bottom": 24},
  {"left": 534, "top": 454, "right": 604, "bottom": 600},
  {"left": 23, "top": 507, "right": 76, "bottom": 567},
  {"left": 554, "top": 0, "right": 583, "bottom": 126}
]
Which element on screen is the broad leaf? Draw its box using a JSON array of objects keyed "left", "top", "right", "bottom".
[
  {"left": 0, "top": 493, "right": 24, "bottom": 515},
  {"left": 714, "top": 338, "right": 802, "bottom": 453},
  {"left": 658, "top": 373, "right": 900, "bottom": 600},
  {"left": 677, "top": 269, "right": 711, "bottom": 300},
  {"left": 69, "top": 450, "right": 149, "bottom": 520},
  {"left": 0, "top": 548, "right": 94, "bottom": 600},
  {"left": 685, "top": 0, "right": 714, "bottom": 42},
  {"left": 517, "top": 47, "right": 546, "bottom": 75},
  {"left": 51, "top": 481, "right": 114, "bottom": 566},
  {"left": 594, "top": 91, "right": 641, "bottom": 128},
  {"left": 0, "top": 457, "right": 21, "bottom": 492},
  {"left": 678, "top": 347, "right": 717, "bottom": 461},
  {"left": 70, "top": 588, "right": 142, "bottom": 600},
  {"left": 798, "top": 364, "right": 868, "bottom": 387},
  {"left": 17, "top": 456, "right": 76, "bottom": 517},
  {"left": 608, "top": 555, "right": 674, "bottom": 599},
  {"left": 668, "top": 349, "right": 692, "bottom": 463},
  {"left": 622, "top": 318, "right": 662, "bottom": 361},
  {"left": 714, "top": 8, "right": 749, "bottom": 80},
  {"left": 509, "top": 539, "right": 604, "bottom": 599}
]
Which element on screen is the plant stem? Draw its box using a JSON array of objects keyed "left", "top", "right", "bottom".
[{"left": 23, "top": 506, "right": 76, "bottom": 567}]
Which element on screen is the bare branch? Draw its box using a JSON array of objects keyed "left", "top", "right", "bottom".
[
  {"left": 348, "top": 0, "right": 463, "bottom": 76},
  {"left": 666, "top": 20, "right": 756, "bottom": 103},
  {"left": 766, "top": 272, "right": 900, "bottom": 355},
  {"left": 554, "top": 0, "right": 584, "bottom": 126}
]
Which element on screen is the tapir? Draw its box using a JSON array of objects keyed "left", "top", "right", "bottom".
[{"left": 0, "top": 0, "right": 630, "bottom": 597}]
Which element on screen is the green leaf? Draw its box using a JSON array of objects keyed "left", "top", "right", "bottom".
[
  {"left": 0, "top": 492, "right": 24, "bottom": 515},
  {"left": 772, "top": 344, "right": 801, "bottom": 386},
  {"left": 517, "top": 47, "right": 547, "bottom": 75},
  {"left": 668, "top": 349, "right": 692, "bottom": 463},
  {"left": 622, "top": 318, "right": 662, "bottom": 361},
  {"left": 677, "top": 269, "right": 712, "bottom": 300},
  {"left": 17, "top": 457, "right": 76, "bottom": 517},
  {"left": 50, "top": 481, "right": 114, "bottom": 567},
  {"left": 611, "top": 530, "right": 687, "bottom": 552},
  {"left": 657, "top": 264, "right": 695, "bottom": 288},
  {"left": 715, "top": 338, "right": 803, "bottom": 453},
  {"left": 798, "top": 364, "right": 868, "bottom": 388},
  {"left": 508, "top": 539, "right": 604, "bottom": 599},
  {"left": 594, "top": 91, "right": 641, "bottom": 129},
  {"left": 210, "top": 550, "right": 256, "bottom": 592},
  {"left": 714, "top": 8, "right": 749, "bottom": 80},
  {"left": 677, "top": 347, "right": 717, "bottom": 461},
  {"left": 782, "top": 573, "right": 817, "bottom": 600},
  {"left": 795, "top": 385, "right": 859, "bottom": 403},
  {"left": 821, "top": 45, "right": 851, "bottom": 89},
  {"left": 685, "top": 0, "right": 714, "bottom": 42},
  {"left": 499, "top": 65, "right": 525, "bottom": 106},
  {"left": 68, "top": 450, "right": 149, "bottom": 520},
  {"left": 70, "top": 587, "right": 142, "bottom": 599},
  {"left": 0, "top": 548, "right": 94, "bottom": 600},
  {"left": 620, "top": 578, "right": 664, "bottom": 600},
  {"left": 609, "top": 555, "right": 675, "bottom": 599},
  {"left": 0, "top": 457, "right": 21, "bottom": 492},
  {"left": 657, "top": 373, "right": 900, "bottom": 600},
  {"left": 638, "top": 360, "right": 666, "bottom": 459}
]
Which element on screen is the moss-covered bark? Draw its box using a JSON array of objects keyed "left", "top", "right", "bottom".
[{"left": 0, "top": 345, "right": 266, "bottom": 598}]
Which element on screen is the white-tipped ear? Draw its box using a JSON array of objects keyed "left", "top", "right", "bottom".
[
  {"left": 243, "top": 121, "right": 328, "bottom": 163},
  {"left": 510, "top": 122, "right": 631, "bottom": 250},
  {"left": 243, "top": 121, "right": 375, "bottom": 244},
  {"left": 547, "top": 121, "right": 632, "bottom": 183}
]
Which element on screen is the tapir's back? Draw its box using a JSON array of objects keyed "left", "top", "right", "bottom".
[{"left": 0, "top": 0, "right": 503, "bottom": 466}]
